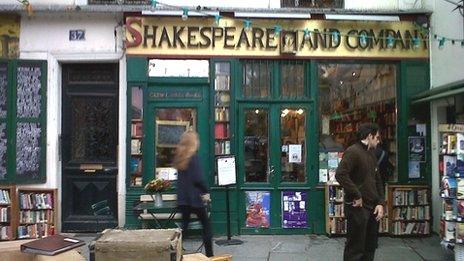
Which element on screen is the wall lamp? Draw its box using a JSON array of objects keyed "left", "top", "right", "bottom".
[
  {"left": 234, "top": 12, "right": 311, "bottom": 19},
  {"left": 325, "top": 14, "right": 400, "bottom": 21}
]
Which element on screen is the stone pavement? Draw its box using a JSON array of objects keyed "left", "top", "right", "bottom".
[{"left": 73, "top": 233, "right": 454, "bottom": 261}]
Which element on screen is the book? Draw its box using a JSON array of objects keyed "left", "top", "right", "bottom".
[
  {"left": 458, "top": 179, "right": 464, "bottom": 199},
  {"left": 21, "top": 234, "right": 85, "bottom": 256},
  {"left": 448, "top": 134, "right": 457, "bottom": 154},
  {"left": 457, "top": 133, "right": 464, "bottom": 154},
  {"left": 457, "top": 223, "right": 464, "bottom": 243},
  {"left": 443, "top": 155, "right": 457, "bottom": 176}
]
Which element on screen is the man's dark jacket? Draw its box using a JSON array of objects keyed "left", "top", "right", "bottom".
[
  {"left": 177, "top": 154, "right": 209, "bottom": 208},
  {"left": 335, "top": 142, "right": 385, "bottom": 209}
]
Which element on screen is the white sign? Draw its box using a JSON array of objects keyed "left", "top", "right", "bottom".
[
  {"left": 156, "top": 167, "right": 178, "bottom": 180},
  {"left": 217, "top": 156, "right": 236, "bottom": 186},
  {"left": 288, "top": 144, "right": 302, "bottom": 163}
]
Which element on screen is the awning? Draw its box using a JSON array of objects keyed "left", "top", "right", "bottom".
[{"left": 411, "top": 79, "right": 464, "bottom": 104}]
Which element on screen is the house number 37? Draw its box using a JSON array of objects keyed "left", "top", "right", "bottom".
[{"left": 69, "top": 30, "right": 85, "bottom": 41}]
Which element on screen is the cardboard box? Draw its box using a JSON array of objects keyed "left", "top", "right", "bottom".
[{"left": 95, "top": 229, "right": 182, "bottom": 261}]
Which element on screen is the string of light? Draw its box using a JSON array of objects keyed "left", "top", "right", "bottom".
[{"left": 149, "top": 0, "right": 464, "bottom": 49}]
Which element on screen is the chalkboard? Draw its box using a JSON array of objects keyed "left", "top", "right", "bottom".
[
  {"left": 0, "top": 123, "right": 7, "bottom": 180},
  {"left": 17, "top": 65, "right": 42, "bottom": 118},
  {"left": 156, "top": 120, "right": 189, "bottom": 147},
  {"left": 0, "top": 63, "right": 7, "bottom": 118},
  {"left": 16, "top": 122, "right": 41, "bottom": 178}
]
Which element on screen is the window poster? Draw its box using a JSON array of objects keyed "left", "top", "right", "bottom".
[
  {"left": 408, "top": 136, "right": 426, "bottom": 162},
  {"left": 408, "top": 161, "right": 421, "bottom": 179},
  {"left": 282, "top": 191, "right": 307, "bottom": 229},
  {"left": 245, "top": 191, "right": 270, "bottom": 228}
]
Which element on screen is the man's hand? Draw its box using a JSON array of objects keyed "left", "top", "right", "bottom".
[
  {"left": 373, "top": 205, "right": 384, "bottom": 221},
  {"left": 201, "top": 193, "right": 211, "bottom": 204},
  {"left": 352, "top": 198, "right": 363, "bottom": 208}
]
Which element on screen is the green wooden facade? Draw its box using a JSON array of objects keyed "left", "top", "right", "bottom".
[{"left": 125, "top": 57, "right": 430, "bottom": 235}]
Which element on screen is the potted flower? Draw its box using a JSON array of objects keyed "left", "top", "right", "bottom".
[{"left": 144, "top": 178, "right": 172, "bottom": 207}]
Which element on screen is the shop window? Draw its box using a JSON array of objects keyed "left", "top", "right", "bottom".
[
  {"left": 148, "top": 59, "right": 209, "bottom": 78},
  {"left": 280, "top": 108, "right": 306, "bottom": 183},
  {"left": 318, "top": 63, "right": 397, "bottom": 181},
  {"left": 154, "top": 108, "right": 196, "bottom": 179},
  {"left": 129, "top": 86, "right": 143, "bottom": 187},
  {"left": 281, "top": 0, "right": 343, "bottom": 8},
  {"left": 242, "top": 60, "right": 271, "bottom": 98},
  {"left": 281, "top": 61, "right": 305, "bottom": 98},
  {"left": 244, "top": 109, "right": 269, "bottom": 182}
]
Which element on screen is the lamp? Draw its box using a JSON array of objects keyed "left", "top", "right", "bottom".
[{"left": 234, "top": 12, "right": 311, "bottom": 19}]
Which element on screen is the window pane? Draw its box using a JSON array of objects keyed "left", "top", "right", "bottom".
[
  {"left": 318, "top": 63, "right": 397, "bottom": 181},
  {"left": 154, "top": 108, "right": 196, "bottom": 179},
  {"left": 148, "top": 59, "right": 209, "bottom": 77},
  {"left": 244, "top": 109, "right": 269, "bottom": 182},
  {"left": 281, "top": 62, "right": 305, "bottom": 98},
  {"left": 242, "top": 61, "right": 270, "bottom": 98},
  {"left": 281, "top": 108, "right": 306, "bottom": 182}
]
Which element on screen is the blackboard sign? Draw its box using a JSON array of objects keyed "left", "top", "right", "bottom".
[
  {"left": 16, "top": 122, "right": 41, "bottom": 178},
  {"left": 0, "top": 63, "right": 7, "bottom": 118},
  {"left": 0, "top": 123, "right": 7, "bottom": 180},
  {"left": 156, "top": 120, "right": 189, "bottom": 147},
  {"left": 17, "top": 65, "right": 42, "bottom": 118}
]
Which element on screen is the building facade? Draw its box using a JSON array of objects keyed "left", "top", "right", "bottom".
[{"left": 0, "top": 0, "right": 434, "bottom": 235}]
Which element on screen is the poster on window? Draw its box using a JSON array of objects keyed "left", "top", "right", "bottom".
[
  {"left": 408, "top": 136, "right": 426, "bottom": 162},
  {"left": 282, "top": 191, "right": 307, "bottom": 229},
  {"left": 245, "top": 191, "right": 270, "bottom": 228}
]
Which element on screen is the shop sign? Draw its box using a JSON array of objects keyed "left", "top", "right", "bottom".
[
  {"left": 148, "top": 90, "right": 202, "bottom": 100},
  {"left": 439, "top": 124, "right": 464, "bottom": 133},
  {"left": 125, "top": 17, "right": 429, "bottom": 58},
  {"left": 0, "top": 15, "right": 20, "bottom": 59}
]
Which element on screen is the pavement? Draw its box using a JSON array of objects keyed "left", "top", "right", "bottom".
[{"left": 71, "top": 233, "right": 454, "bottom": 261}]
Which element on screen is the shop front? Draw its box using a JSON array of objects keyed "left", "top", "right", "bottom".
[{"left": 124, "top": 14, "right": 430, "bottom": 235}]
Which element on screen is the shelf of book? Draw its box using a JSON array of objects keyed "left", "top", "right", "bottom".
[
  {"left": 0, "top": 185, "right": 16, "bottom": 241},
  {"left": 213, "top": 62, "right": 232, "bottom": 185},
  {"left": 388, "top": 185, "right": 430, "bottom": 236},
  {"left": 439, "top": 124, "right": 464, "bottom": 245},
  {"left": 325, "top": 184, "right": 346, "bottom": 235},
  {"left": 16, "top": 188, "right": 57, "bottom": 240},
  {"left": 130, "top": 118, "right": 143, "bottom": 187}
]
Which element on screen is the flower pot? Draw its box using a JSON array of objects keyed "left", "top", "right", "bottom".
[{"left": 153, "top": 193, "right": 163, "bottom": 207}]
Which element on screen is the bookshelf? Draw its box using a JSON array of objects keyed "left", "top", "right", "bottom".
[
  {"left": 438, "top": 124, "right": 464, "bottom": 245},
  {"left": 0, "top": 185, "right": 16, "bottom": 241},
  {"left": 17, "top": 188, "right": 57, "bottom": 239},
  {"left": 325, "top": 183, "right": 389, "bottom": 235},
  {"left": 130, "top": 118, "right": 143, "bottom": 187},
  {"left": 388, "top": 185, "right": 430, "bottom": 236},
  {"left": 325, "top": 183, "right": 346, "bottom": 235},
  {"left": 329, "top": 100, "right": 397, "bottom": 180},
  {"left": 213, "top": 62, "right": 232, "bottom": 184}
]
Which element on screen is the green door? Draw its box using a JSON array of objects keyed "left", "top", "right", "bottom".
[
  {"left": 237, "top": 102, "right": 311, "bottom": 234},
  {"left": 145, "top": 86, "right": 210, "bottom": 187}
]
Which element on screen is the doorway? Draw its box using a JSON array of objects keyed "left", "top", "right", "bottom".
[{"left": 61, "top": 63, "right": 119, "bottom": 232}]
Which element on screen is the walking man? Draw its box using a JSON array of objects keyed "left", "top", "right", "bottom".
[{"left": 335, "top": 123, "right": 385, "bottom": 261}]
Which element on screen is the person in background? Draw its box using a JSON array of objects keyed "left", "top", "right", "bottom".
[
  {"left": 374, "top": 144, "right": 393, "bottom": 185},
  {"left": 335, "top": 123, "right": 385, "bottom": 261},
  {"left": 173, "top": 130, "right": 213, "bottom": 257}
]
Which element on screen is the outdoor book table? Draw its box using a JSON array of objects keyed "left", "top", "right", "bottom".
[{"left": 133, "top": 200, "right": 178, "bottom": 229}]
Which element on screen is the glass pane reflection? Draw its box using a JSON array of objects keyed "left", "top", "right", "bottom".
[
  {"left": 280, "top": 108, "right": 306, "bottom": 182},
  {"left": 244, "top": 109, "right": 269, "bottom": 182}
]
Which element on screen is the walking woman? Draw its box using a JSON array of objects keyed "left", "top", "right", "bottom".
[{"left": 173, "top": 130, "right": 213, "bottom": 257}]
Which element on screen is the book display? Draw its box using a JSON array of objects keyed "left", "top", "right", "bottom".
[
  {"left": 17, "top": 188, "right": 57, "bottom": 239},
  {"left": 129, "top": 86, "right": 144, "bottom": 187},
  {"left": 388, "top": 185, "right": 430, "bottom": 236},
  {"left": 329, "top": 100, "right": 397, "bottom": 180},
  {"left": 325, "top": 184, "right": 346, "bottom": 235},
  {"left": 438, "top": 124, "right": 464, "bottom": 246},
  {"left": 325, "top": 183, "right": 389, "bottom": 235},
  {"left": 214, "top": 62, "right": 232, "bottom": 183},
  {"left": 0, "top": 186, "right": 16, "bottom": 241}
]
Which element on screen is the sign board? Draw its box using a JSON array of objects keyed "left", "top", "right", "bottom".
[{"left": 217, "top": 156, "right": 236, "bottom": 186}]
